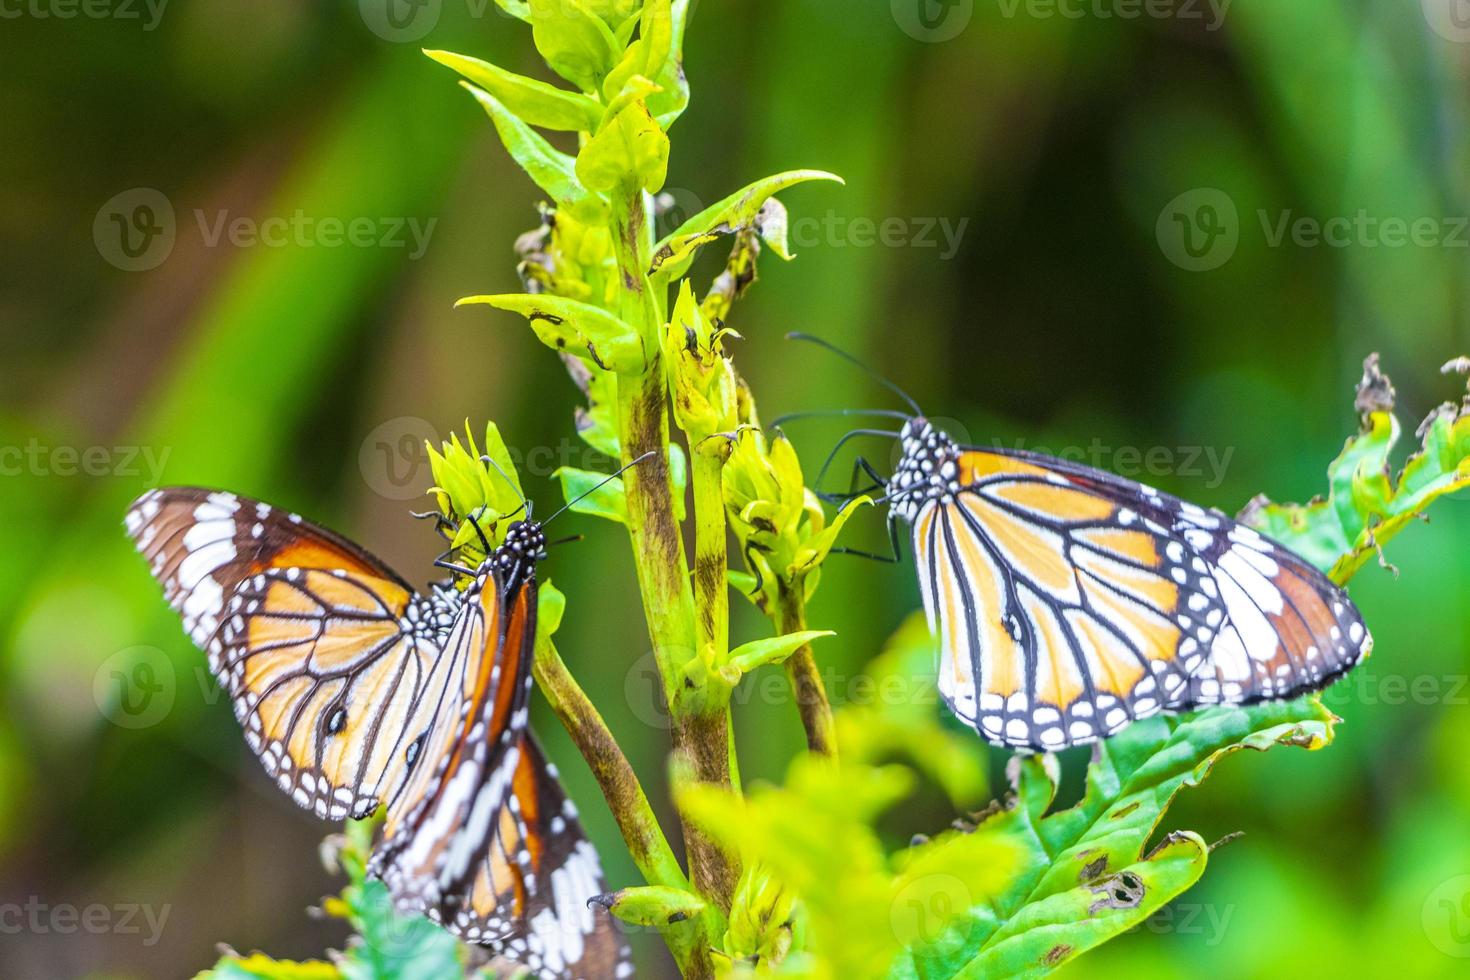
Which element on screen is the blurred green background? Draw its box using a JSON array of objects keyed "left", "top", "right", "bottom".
[{"left": 3, "top": 0, "right": 1470, "bottom": 977}]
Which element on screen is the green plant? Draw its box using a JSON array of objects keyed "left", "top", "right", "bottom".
[{"left": 194, "top": 6, "right": 1470, "bottom": 979}]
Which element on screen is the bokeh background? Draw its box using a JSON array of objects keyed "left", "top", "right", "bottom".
[{"left": 4, "top": 0, "right": 1470, "bottom": 977}]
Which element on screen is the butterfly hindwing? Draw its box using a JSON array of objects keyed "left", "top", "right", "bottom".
[{"left": 457, "top": 736, "right": 633, "bottom": 980}]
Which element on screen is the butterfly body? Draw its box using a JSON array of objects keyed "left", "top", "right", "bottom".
[
  {"left": 126, "top": 488, "right": 629, "bottom": 979},
  {"left": 886, "top": 417, "right": 1372, "bottom": 752}
]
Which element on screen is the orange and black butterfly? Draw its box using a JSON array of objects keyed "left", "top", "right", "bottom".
[
  {"left": 787, "top": 335, "right": 1372, "bottom": 753},
  {"left": 125, "top": 487, "right": 630, "bottom": 980}
]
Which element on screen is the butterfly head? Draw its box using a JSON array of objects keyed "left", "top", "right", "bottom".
[
  {"left": 889, "top": 417, "right": 961, "bottom": 523},
  {"left": 488, "top": 518, "right": 547, "bottom": 588}
]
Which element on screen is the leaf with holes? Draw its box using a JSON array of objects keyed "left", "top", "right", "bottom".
[
  {"left": 1241, "top": 354, "right": 1470, "bottom": 581},
  {"left": 887, "top": 699, "right": 1335, "bottom": 978}
]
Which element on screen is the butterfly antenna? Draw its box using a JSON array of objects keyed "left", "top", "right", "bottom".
[
  {"left": 479, "top": 454, "right": 531, "bottom": 518},
  {"left": 768, "top": 408, "right": 911, "bottom": 428},
  {"left": 544, "top": 451, "right": 658, "bottom": 526},
  {"left": 547, "top": 533, "right": 584, "bottom": 548},
  {"left": 785, "top": 332, "right": 922, "bottom": 416}
]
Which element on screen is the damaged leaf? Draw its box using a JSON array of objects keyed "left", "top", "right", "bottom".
[
  {"left": 888, "top": 699, "right": 1337, "bottom": 978},
  {"left": 457, "top": 292, "right": 646, "bottom": 374},
  {"left": 649, "top": 170, "right": 843, "bottom": 280},
  {"left": 1241, "top": 354, "right": 1470, "bottom": 581}
]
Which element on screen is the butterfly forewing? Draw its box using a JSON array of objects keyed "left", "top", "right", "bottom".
[
  {"left": 126, "top": 488, "right": 458, "bottom": 818},
  {"left": 895, "top": 429, "right": 1371, "bottom": 752}
]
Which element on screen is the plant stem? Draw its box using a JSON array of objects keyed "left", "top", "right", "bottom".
[
  {"left": 609, "top": 186, "right": 740, "bottom": 930},
  {"left": 777, "top": 581, "right": 835, "bottom": 757},
  {"left": 531, "top": 637, "right": 703, "bottom": 974},
  {"left": 691, "top": 448, "right": 729, "bottom": 671}
]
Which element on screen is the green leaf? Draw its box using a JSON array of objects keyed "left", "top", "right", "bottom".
[
  {"left": 890, "top": 698, "right": 1337, "bottom": 978},
  {"left": 591, "top": 885, "right": 708, "bottom": 927},
  {"left": 538, "top": 581, "right": 567, "bottom": 638},
  {"left": 680, "top": 754, "right": 1023, "bottom": 979},
  {"left": 555, "top": 466, "right": 629, "bottom": 524},
  {"left": 528, "top": 0, "right": 622, "bottom": 93},
  {"left": 457, "top": 292, "right": 646, "bottom": 373},
  {"left": 494, "top": 0, "right": 530, "bottom": 20},
  {"left": 576, "top": 99, "right": 670, "bottom": 194},
  {"left": 647, "top": 0, "right": 692, "bottom": 126},
  {"left": 726, "top": 630, "right": 834, "bottom": 675},
  {"left": 461, "top": 83, "right": 607, "bottom": 223},
  {"left": 1241, "top": 356, "right": 1470, "bottom": 582},
  {"left": 649, "top": 170, "right": 843, "bottom": 280},
  {"left": 195, "top": 954, "right": 341, "bottom": 979},
  {"left": 841, "top": 612, "right": 989, "bottom": 809},
  {"left": 426, "top": 49, "right": 603, "bottom": 131}
]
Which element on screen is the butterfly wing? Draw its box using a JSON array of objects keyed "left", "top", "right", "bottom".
[
  {"left": 370, "top": 568, "right": 537, "bottom": 922},
  {"left": 454, "top": 736, "right": 632, "bottom": 980},
  {"left": 912, "top": 448, "right": 1371, "bottom": 750},
  {"left": 125, "top": 487, "right": 453, "bottom": 819}
]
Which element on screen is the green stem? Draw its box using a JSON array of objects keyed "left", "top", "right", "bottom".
[
  {"left": 531, "top": 637, "right": 703, "bottom": 973},
  {"left": 610, "top": 186, "right": 740, "bottom": 932},
  {"left": 776, "top": 580, "right": 835, "bottom": 757},
  {"left": 691, "top": 448, "right": 730, "bottom": 669}
]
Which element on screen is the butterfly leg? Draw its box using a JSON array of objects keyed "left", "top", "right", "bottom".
[
  {"left": 829, "top": 511, "right": 903, "bottom": 564},
  {"left": 812, "top": 428, "right": 897, "bottom": 501}
]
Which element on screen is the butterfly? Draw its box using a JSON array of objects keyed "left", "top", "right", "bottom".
[
  {"left": 785, "top": 334, "right": 1373, "bottom": 753},
  {"left": 125, "top": 487, "right": 631, "bottom": 980}
]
